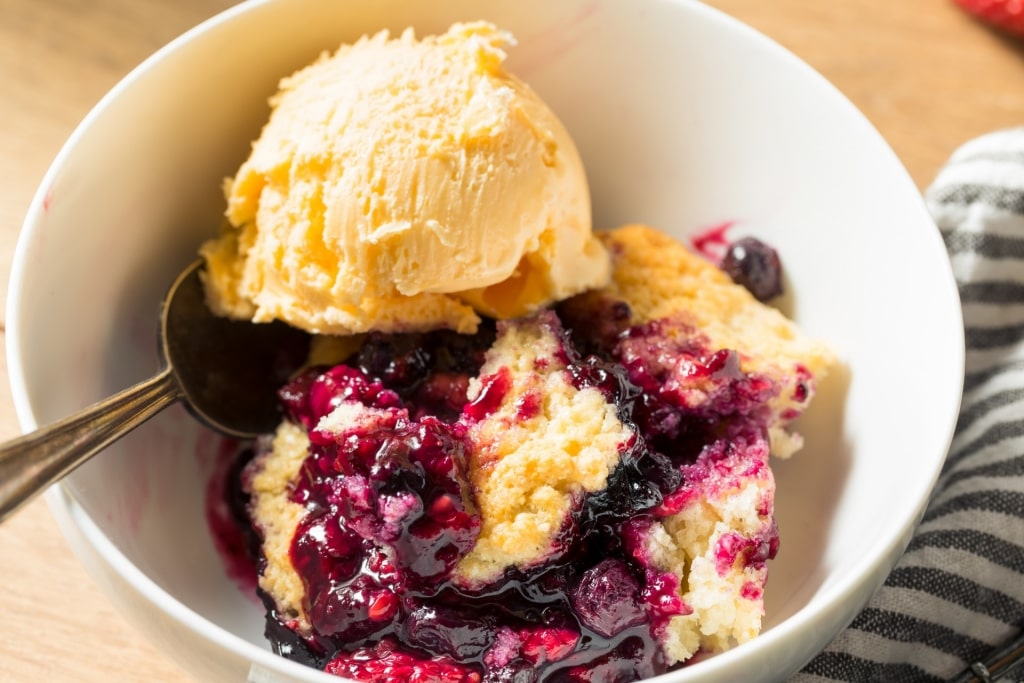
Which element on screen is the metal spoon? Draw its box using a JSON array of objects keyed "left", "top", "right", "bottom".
[{"left": 0, "top": 259, "right": 311, "bottom": 523}]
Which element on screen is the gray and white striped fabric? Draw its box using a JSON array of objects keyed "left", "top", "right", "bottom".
[{"left": 792, "top": 128, "right": 1024, "bottom": 683}]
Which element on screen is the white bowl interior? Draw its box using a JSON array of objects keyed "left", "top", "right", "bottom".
[{"left": 8, "top": 0, "right": 963, "bottom": 681}]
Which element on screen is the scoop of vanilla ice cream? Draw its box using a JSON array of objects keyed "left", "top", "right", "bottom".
[{"left": 200, "top": 21, "right": 609, "bottom": 335}]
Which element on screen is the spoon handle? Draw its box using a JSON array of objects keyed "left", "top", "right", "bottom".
[{"left": 0, "top": 367, "right": 182, "bottom": 523}]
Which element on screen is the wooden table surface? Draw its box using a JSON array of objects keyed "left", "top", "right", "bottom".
[{"left": 2, "top": 0, "right": 1023, "bottom": 680}]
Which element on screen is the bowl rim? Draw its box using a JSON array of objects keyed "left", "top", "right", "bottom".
[{"left": 6, "top": 0, "right": 965, "bottom": 680}]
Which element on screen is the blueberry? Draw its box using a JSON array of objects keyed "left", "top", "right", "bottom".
[
  {"left": 570, "top": 559, "right": 646, "bottom": 638},
  {"left": 357, "top": 333, "right": 433, "bottom": 389},
  {"left": 404, "top": 606, "right": 494, "bottom": 661},
  {"left": 721, "top": 236, "right": 784, "bottom": 301}
]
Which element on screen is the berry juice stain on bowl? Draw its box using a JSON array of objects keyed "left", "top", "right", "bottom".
[
  {"left": 690, "top": 221, "right": 736, "bottom": 262},
  {"left": 202, "top": 435, "right": 261, "bottom": 596},
  {"left": 7, "top": 1, "right": 962, "bottom": 682}
]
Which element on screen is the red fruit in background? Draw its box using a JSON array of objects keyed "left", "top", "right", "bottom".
[{"left": 954, "top": 0, "right": 1024, "bottom": 37}]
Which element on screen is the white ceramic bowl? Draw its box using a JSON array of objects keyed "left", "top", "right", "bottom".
[{"left": 7, "top": 0, "right": 964, "bottom": 681}]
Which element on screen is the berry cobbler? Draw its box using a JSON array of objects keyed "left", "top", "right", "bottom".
[{"left": 238, "top": 224, "right": 834, "bottom": 682}]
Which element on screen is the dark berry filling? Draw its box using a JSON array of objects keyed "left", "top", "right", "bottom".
[
  {"left": 356, "top": 326, "right": 496, "bottom": 422},
  {"left": 240, "top": 308, "right": 788, "bottom": 682}
]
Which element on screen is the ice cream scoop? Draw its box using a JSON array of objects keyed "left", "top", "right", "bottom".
[
  {"left": 0, "top": 260, "right": 310, "bottom": 523},
  {"left": 201, "top": 22, "right": 610, "bottom": 336}
]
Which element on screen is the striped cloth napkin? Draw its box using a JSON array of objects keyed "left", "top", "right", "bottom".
[{"left": 792, "top": 128, "right": 1024, "bottom": 682}]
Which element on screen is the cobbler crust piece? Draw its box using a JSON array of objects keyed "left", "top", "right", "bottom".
[
  {"left": 566, "top": 224, "right": 835, "bottom": 458},
  {"left": 455, "top": 315, "right": 633, "bottom": 587}
]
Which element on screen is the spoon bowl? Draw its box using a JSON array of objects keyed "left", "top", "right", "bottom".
[
  {"left": 164, "top": 261, "right": 311, "bottom": 437},
  {"left": 0, "top": 260, "right": 309, "bottom": 522}
]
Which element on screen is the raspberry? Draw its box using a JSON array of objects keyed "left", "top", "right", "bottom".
[{"left": 324, "top": 638, "right": 481, "bottom": 683}]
